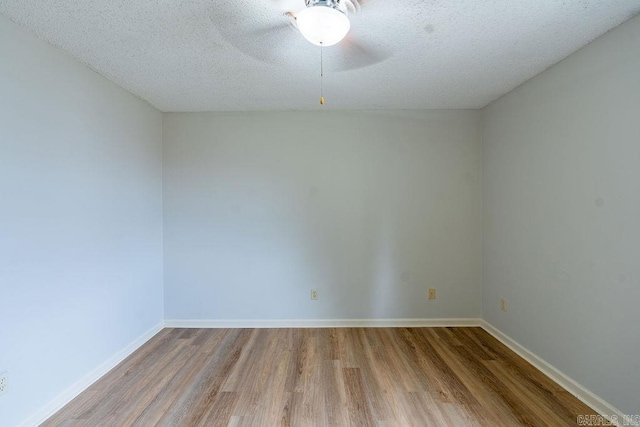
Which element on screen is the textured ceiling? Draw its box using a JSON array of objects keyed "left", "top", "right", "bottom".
[{"left": 1, "top": 0, "right": 639, "bottom": 112}]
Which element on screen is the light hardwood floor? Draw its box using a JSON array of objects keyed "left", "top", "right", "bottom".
[{"left": 43, "top": 327, "right": 596, "bottom": 426}]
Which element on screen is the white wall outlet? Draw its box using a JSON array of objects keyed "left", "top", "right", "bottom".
[
  {"left": 500, "top": 298, "right": 508, "bottom": 312},
  {"left": 311, "top": 288, "right": 318, "bottom": 300},
  {"left": 0, "top": 371, "right": 8, "bottom": 396},
  {"left": 428, "top": 288, "right": 436, "bottom": 300}
]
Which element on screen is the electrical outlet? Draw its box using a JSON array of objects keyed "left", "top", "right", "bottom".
[
  {"left": 428, "top": 288, "right": 436, "bottom": 300},
  {"left": 500, "top": 298, "right": 508, "bottom": 312},
  {"left": 0, "top": 371, "right": 7, "bottom": 396},
  {"left": 311, "top": 288, "right": 318, "bottom": 300}
]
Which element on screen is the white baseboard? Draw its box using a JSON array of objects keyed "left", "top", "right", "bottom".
[
  {"left": 18, "top": 321, "right": 164, "bottom": 427},
  {"left": 164, "top": 318, "right": 482, "bottom": 328},
  {"left": 480, "top": 321, "right": 634, "bottom": 426}
]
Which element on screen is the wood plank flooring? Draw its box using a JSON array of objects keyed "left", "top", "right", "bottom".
[{"left": 42, "top": 327, "right": 596, "bottom": 426}]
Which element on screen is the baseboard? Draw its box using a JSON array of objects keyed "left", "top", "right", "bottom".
[
  {"left": 480, "top": 321, "right": 635, "bottom": 425},
  {"left": 164, "top": 318, "right": 482, "bottom": 328},
  {"left": 18, "top": 321, "right": 164, "bottom": 427}
]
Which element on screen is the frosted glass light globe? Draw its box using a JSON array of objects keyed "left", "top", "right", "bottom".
[{"left": 296, "top": 6, "right": 350, "bottom": 47}]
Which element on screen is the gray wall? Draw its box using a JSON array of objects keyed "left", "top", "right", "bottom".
[
  {"left": 482, "top": 15, "right": 640, "bottom": 414},
  {"left": 163, "top": 111, "right": 482, "bottom": 320},
  {"left": 0, "top": 16, "right": 164, "bottom": 427}
]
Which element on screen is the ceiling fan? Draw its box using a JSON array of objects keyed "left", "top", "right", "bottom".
[{"left": 213, "top": 0, "right": 389, "bottom": 72}]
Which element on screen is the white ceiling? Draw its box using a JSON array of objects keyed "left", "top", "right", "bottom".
[{"left": 1, "top": 0, "right": 639, "bottom": 112}]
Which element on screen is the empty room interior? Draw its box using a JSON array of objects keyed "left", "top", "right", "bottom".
[{"left": 1, "top": 0, "right": 639, "bottom": 426}]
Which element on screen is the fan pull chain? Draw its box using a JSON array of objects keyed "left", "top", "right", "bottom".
[{"left": 320, "top": 42, "right": 325, "bottom": 105}]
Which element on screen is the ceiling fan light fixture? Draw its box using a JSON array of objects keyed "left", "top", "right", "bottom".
[{"left": 296, "top": 4, "right": 350, "bottom": 47}]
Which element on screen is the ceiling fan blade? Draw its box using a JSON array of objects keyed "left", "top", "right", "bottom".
[
  {"left": 228, "top": 25, "right": 298, "bottom": 63},
  {"left": 331, "top": 33, "right": 390, "bottom": 71},
  {"left": 245, "top": 21, "right": 295, "bottom": 38},
  {"left": 213, "top": 8, "right": 301, "bottom": 65}
]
